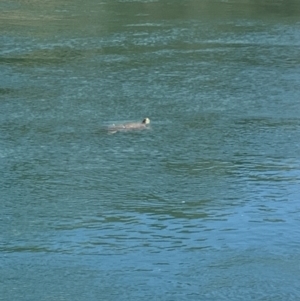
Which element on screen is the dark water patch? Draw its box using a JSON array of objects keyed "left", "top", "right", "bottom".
[
  {"left": 0, "top": 87, "right": 15, "bottom": 95},
  {"left": 0, "top": 47, "right": 85, "bottom": 67}
]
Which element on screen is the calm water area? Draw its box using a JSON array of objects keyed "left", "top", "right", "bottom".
[{"left": 1, "top": 0, "right": 300, "bottom": 300}]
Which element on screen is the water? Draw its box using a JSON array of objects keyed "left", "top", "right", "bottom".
[{"left": 1, "top": 0, "right": 300, "bottom": 300}]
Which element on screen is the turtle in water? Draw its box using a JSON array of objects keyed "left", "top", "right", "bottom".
[{"left": 107, "top": 118, "right": 150, "bottom": 134}]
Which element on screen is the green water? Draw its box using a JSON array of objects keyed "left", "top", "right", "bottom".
[{"left": 1, "top": 0, "right": 300, "bottom": 300}]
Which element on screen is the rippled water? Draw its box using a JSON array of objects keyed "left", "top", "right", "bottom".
[{"left": 1, "top": 0, "right": 300, "bottom": 300}]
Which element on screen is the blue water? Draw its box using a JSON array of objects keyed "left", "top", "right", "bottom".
[{"left": 1, "top": 0, "right": 300, "bottom": 300}]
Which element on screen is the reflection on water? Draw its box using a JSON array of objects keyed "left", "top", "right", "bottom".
[{"left": 1, "top": 0, "right": 300, "bottom": 300}]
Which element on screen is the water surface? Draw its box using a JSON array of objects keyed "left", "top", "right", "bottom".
[{"left": 1, "top": 0, "right": 300, "bottom": 300}]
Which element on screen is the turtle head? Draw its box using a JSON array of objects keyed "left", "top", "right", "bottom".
[{"left": 142, "top": 118, "right": 150, "bottom": 125}]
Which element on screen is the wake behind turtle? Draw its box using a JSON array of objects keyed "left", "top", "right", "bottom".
[{"left": 107, "top": 118, "right": 150, "bottom": 134}]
